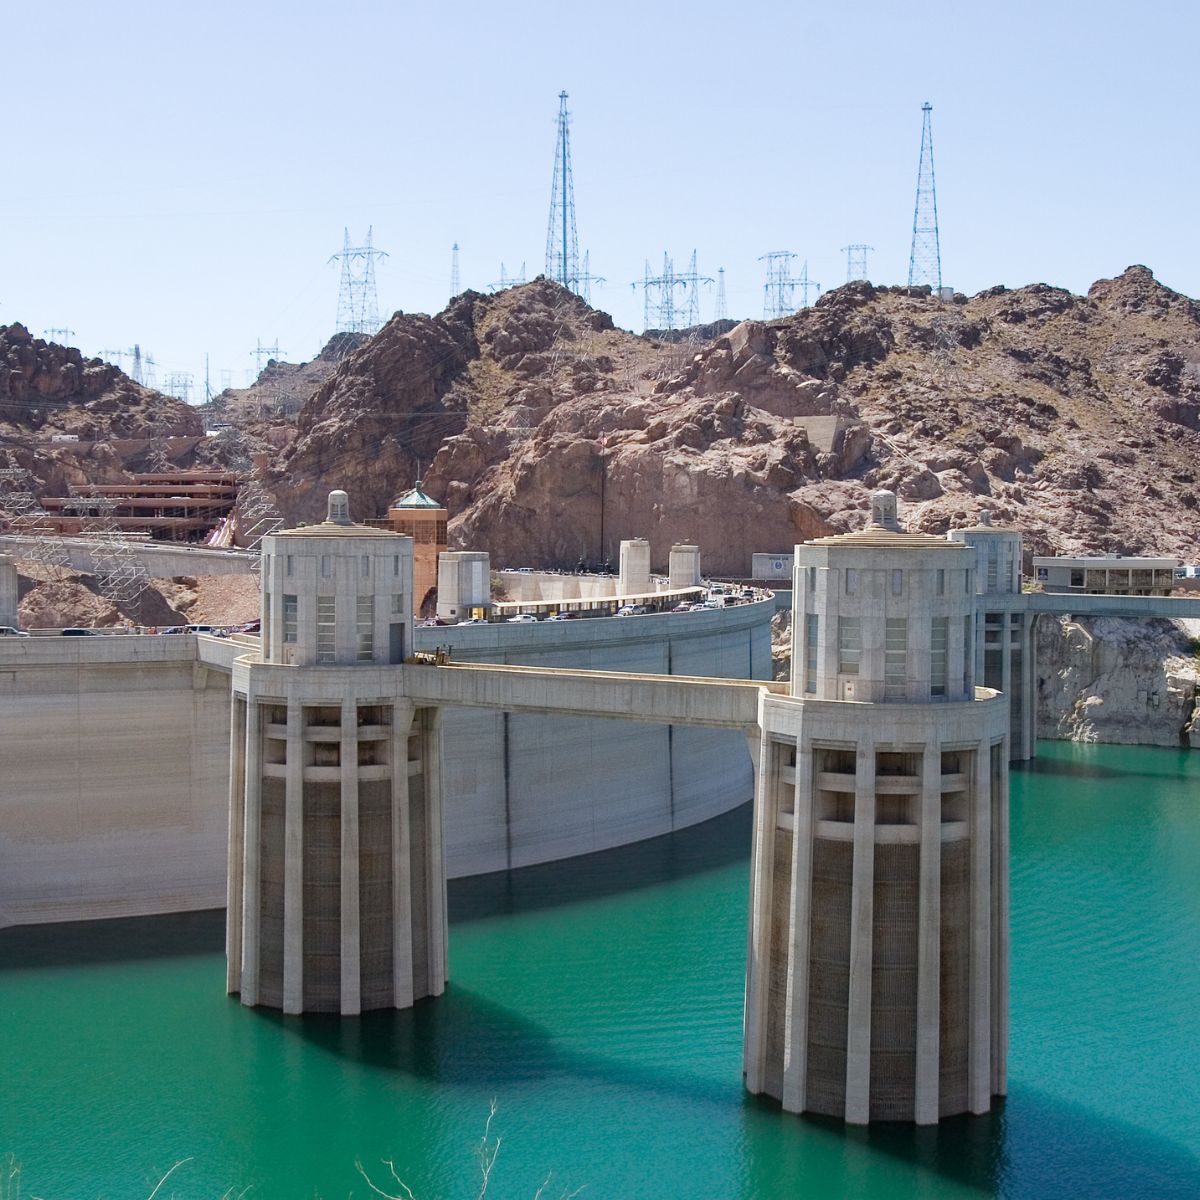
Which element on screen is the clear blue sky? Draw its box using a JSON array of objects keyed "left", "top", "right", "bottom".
[{"left": 2, "top": 0, "right": 1195, "bottom": 401}]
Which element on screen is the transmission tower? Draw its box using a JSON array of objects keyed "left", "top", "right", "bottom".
[
  {"left": 908, "top": 101, "right": 942, "bottom": 289},
  {"left": 128, "top": 344, "right": 144, "bottom": 385},
  {"left": 632, "top": 255, "right": 686, "bottom": 332},
  {"left": 544, "top": 90, "right": 580, "bottom": 292},
  {"left": 0, "top": 468, "right": 71, "bottom": 579},
  {"left": 676, "top": 251, "right": 714, "bottom": 327},
  {"left": 577, "top": 250, "right": 607, "bottom": 305},
  {"left": 842, "top": 244, "right": 874, "bottom": 283},
  {"left": 237, "top": 476, "right": 284, "bottom": 571},
  {"left": 450, "top": 242, "right": 461, "bottom": 298},
  {"left": 798, "top": 260, "right": 821, "bottom": 308},
  {"left": 488, "top": 262, "right": 528, "bottom": 291},
  {"left": 61, "top": 486, "right": 151, "bottom": 609},
  {"left": 163, "top": 372, "right": 193, "bottom": 403},
  {"left": 714, "top": 268, "right": 728, "bottom": 322},
  {"left": 44, "top": 328, "right": 75, "bottom": 345},
  {"left": 760, "top": 251, "right": 799, "bottom": 319},
  {"left": 99, "top": 348, "right": 125, "bottom": 368},
  {"left": 329, "top": 227, "right": 388, "bottom": 335},
  {"left": 251, "top": 339, "right": 284, "bottom": 376}
]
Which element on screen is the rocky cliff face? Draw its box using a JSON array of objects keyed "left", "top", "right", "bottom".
[
  {"left": 1037, "top": 615, "right": 1200, "bottom": 747},
  {"left": 265, "top": 267, "right": 1200, "bottom": 574}
]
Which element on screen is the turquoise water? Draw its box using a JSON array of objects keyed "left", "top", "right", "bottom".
[{"left": 2, "top": 741, "right": 1198, "bottom": 1198}]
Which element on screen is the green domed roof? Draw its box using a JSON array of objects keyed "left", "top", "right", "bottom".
[{"left": 391, "top": 481, "right": 442, "bottom": 509}]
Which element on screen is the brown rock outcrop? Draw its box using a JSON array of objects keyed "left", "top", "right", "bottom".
[{"left": 261, "top": 267, "right": 1200, "bottom": 574}]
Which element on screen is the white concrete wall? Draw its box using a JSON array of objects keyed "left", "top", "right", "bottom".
[
  {"left": 0, "top": 536, "right": 255, "bottom": 578},
  {"left": 0, "top": 640, "right": 229, "bottom": 926},
  {"left": 0, "top": 600, "right": 775, "bottom": 924}
]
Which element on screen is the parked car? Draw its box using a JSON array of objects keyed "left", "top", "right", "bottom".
[
  {"left": 185, "top": 624, "right": 220, "bottom": 635},
  {"left": 616, "top": 604, "right": 648, "bottom": 616},
  {"left": 238, "top": 619, "right": 261, "bottom": 633},
  {"left": 0, "top": 626, "right": 29, "bottom": 637},
  {"left": 507, "top": 613, "right": 539, "bottom": 623},
  {"left": 546, "top": 611, "right": 579, "bottom": 621},
  {"left": 670, "top": 602, "right": 693, "bottom": 613},
  {"left": 60, "top": 627, "right": 97, "bottom": 636},
  {"left": 458, "top": 617, "right": 489, "bottom": 626}
]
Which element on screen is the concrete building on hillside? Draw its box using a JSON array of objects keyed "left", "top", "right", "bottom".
[
  {"left": 744, "top": 489, "right": 1009, "bottom": 1124},
  {"left": 228, "top": 491, "right": 447, "bottom": 1015},
  {"left": 1033, "top": 553, "right": 1177, "bottom": 596},
  {"left": 384, "top": 483, "right": 448, "bottom": 617}
]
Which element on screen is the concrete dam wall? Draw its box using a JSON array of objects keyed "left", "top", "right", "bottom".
[{"left": 0, "top": 600, "right": 773, "bottom": 927}]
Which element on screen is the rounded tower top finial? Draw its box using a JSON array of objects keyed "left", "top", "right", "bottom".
[
  {"left": 869, "top": 489, "right": 900, "bottom": 531},
  {"left": 327, "top": 490, "right": 352, "bottom": 526}
]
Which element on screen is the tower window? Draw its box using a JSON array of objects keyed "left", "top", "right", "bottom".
[
  {"left": 316, "top": 596, "right": 335, "bottom": 663},
  {"left": 393, "top": 554, "right": 400, "bottom": 577},
  {"left": 361, "top": 555, "right": 371, "bottom": 578},
  {"left": 891, "top": 569, "right": 903, "bottom": 596},
  {"left": 282, "top": 594, "right": 298, "bottom": 644},
  {"left": 807, "top": 565, "right": 816, "bottom": 592},
  {"left": 930, "top": 616, "right": 949, "bottom": 697},
  {"left": 286, "top": 555, "right": 294, "bottom": 577},
  {"left": 936, "top": 568, "right": 945, "bottom": 596},
  {"left": 884, "top": 618, "right": 907, "bottom": 699},
  {"left": 357, "top": 595, "right": 375, "bottom": 661},
  {"left": 838, "top": 616, "right": 861, "bottom": 675},
  {"left": 804, "top": 613, "right": 818, "bottom": 694},
  {"left": 845, "top": 568, "right": 858, "bottom": 596},
  {"left": 321, "top": 555, "right": 331, "bottom": 578}
]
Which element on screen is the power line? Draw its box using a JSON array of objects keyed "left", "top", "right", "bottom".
[
  {"left": 44, "top": 328, "right": 76, "bottom": 345},
  {"left": 908, "top": 101, "right": 942, "bottom": 289},
  {"left": 577, "top": 250, "right": 606, "bottom": 305}
]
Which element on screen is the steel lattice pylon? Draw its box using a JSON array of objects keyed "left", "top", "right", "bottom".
[
  {"left": 544, "top": 91, "right": 580, "bottom": 292},
  {"left": 61, "top": 487, "right": 152, "bottom": 609},
  {"left": 0, "top": 468, "right": 72, "bottom": 578},
  {"left": 329, "top": 228, "right": 388, "bottom": 336},
  {"left": 908, "top": 102, "right": 943, "bottom": 289},
  {"left": 237, "top": 477, "right": 284, "bottom": 572}
]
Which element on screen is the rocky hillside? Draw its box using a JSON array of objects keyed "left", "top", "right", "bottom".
[
  {"left": 0, "top": 324, "right": 203, "bottom": 494},
  {"left": 265, "top": 268, "right": 1200, "bottom": 574}
]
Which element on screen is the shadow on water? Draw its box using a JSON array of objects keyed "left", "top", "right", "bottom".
[
  {"left": 0, "top": 908, "right": 225, "bottom": 971},
  {"left": 449, "top": 802, "right": 752, "bottom": 923},
  {"left": 271, "top": 983, "right": 735, "bottom": 1106},
  {"left": 764, "top": 1088, "right": 1200, "bottom": 1199}
]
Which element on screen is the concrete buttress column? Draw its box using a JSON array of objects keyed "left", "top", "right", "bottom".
[
  {"left": 782, "top": 740, "right": 814, "bottom": 1112},
  {"left": 226, "top": 697, "right": 247, "bottom": 995},
  {"left": 239, "top": 700, "right": 262, "bottom": 1006},
  {"left": 844, "top": 737, "right": 876, "bottom": 1124},
  {"left": 391, "top": 702, "right": 415, "bottom": 1008},
  {"left": 742, "top": 723, "right": 772, "bottom": 1093},
  {"left": 423, "top": 707, "right": 448, "bottom": 998},
  {"left": 968, "top": 736, "right": 993, "bottom": 1113},
  {"left": 914, "top": 744, "right": 943, "bottom": 1123},
  {"left": 340, "top": 697, "right": 361, "bottom": 1015},
  {"left": 283, "top": 698, "right": 304, "bottom": 1014}
]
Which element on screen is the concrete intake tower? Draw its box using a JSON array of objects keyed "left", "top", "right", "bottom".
[
  {"left": 226, "top": 491, "right": 447, "bottom": 1015},
  {"left": 743, "top": 490, "right": 1009, "bottom": 1124}
]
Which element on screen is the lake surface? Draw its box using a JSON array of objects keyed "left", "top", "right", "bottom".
[{"left": 2, "top": 741, "right": 1198, "bottom": 1198}]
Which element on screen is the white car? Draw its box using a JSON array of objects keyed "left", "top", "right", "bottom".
[
  {"left": 506, "top": 613, "right": 539, "bottom": 623},
  {"left": 0, "top": 626, "right": 29, "bottom": 637}
]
